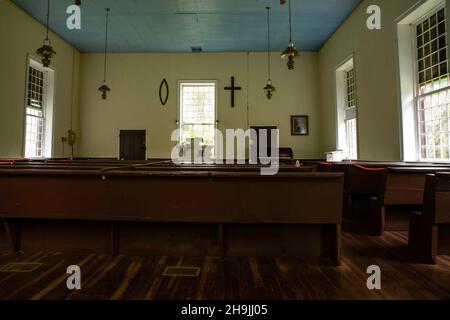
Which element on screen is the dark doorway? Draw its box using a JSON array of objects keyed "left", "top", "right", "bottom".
[
  {"left": 250, "top": 126, "right": 278, "bottom": 163},
  {"left": 119, "top": 130, "right": 147, "bottom": 160}
]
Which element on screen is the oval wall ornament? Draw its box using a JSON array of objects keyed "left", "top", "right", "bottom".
[{"left": 159, "top": 79, "right": 169, "bottom": 106}]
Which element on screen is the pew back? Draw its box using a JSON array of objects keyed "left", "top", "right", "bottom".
[
  {"left": 433, "top": 173, "right": 450, "bottom": 223},
  {"left": 385, "top": 167, "right": 450, "bottom": 206},
  {"left": 0, "top": 169, "right": 343, "bottom": 224}
]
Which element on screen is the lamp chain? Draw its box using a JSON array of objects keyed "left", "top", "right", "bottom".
[
  {"left": 289, "top": 0, "right": 292, "bottom": 43},
  {"left": 46, "top": 0, "right": 50, "bottom": 41},
  {"left": 103, "top": 8, "right": 110, "bottom": 83},
  {"left": 267, "top": 7, "right": 271, "bottom": 79}
]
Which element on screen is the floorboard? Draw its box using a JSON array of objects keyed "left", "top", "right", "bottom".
[{"left": 0, "top": 232, "right": 449, "bottom": 300}]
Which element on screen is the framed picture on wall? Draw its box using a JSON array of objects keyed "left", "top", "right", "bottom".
[{"left": 291, "top": 116, "right": 309, "bottom": 136}]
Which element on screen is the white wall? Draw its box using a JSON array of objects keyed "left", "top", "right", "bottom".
[
  {"left": 78, "top": 52, "right": 321, "bottom": 159},
  {"left": 6, "top": 0, "right": 429, "bottom": 161},
  {"left": 0, "top": 0, "right": 81, "bottom": 158},
  {"left": 318, "top": 0, "right": 421, "bottom": 160}
]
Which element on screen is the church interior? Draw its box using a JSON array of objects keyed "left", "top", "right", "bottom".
[{"left": 1, "top": 0, "right": 450, "bottom": 302}]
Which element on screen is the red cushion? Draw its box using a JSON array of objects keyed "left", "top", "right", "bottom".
[{"left": 352, "top": 164, "right": 386, "bottom": 171}]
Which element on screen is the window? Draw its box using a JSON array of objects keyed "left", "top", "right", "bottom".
[
  {"left": 415, "top": 6, "right": 450, "bottom": 160},
  {"left": 178, "top": 81, "right": 217, "bottom": 150},
  {"left": 336, "top": 58, "right": 358, "bottom": 160},
  {"left": 24, "top": 59, "right": 54, "bottom": 158},
  {"left": 345, "top": 68, "right": 358, "bottom": 159},
  {"left": 24, "top": 65, "right": 46, "bottom": 158}
]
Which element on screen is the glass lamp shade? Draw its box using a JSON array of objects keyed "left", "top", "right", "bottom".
[
  {"left": 98, "top": 84, "right": 111, "bottom": 100},
  {"left": 263, "top": 79, "right": 276, "bottom": 99},
  {"left": 36, "top": 40, "right": 56, "bottom": 68},
  {"left": 281, "top": 42, "right": 298, "bottom": 70}
]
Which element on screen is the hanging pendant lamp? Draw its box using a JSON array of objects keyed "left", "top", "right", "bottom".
[
  {"left": 263, "top": 7, "right": 275, "bottom": 99},
  {"left": 36, "top": 0, "right": 56, "bottom": 68},
  {"left": 98, "top": 8, "right": 111, "bottom": 100},
  {"left": 281, "top": 0, "right": 298, "bottom": 70}
]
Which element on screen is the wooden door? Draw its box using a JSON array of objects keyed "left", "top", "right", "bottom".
[
  {"left": 250, "top": 126, "right": 278, "bottom": 163},
  {"left": 119, "top": 130, "right": 146, "bottom": 160}
]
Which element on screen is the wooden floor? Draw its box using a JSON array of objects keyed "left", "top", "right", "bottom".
[{"left": 0, "top": 231, "right": 449, "bottom": 300}]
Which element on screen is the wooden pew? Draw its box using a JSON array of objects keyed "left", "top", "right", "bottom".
[
  {"left": 316, "top": 162, "right": 334, "bottom": 172},
  {"left": 0, "top": 168, "right": 343, "bottom": 265},
  {"left": 279, "top": 147, "right": 294, "bottom": 165},
  {"left": 335, "top": 160, "right": 442, "bottom": 168},
  {"left": 0, "top": 162, "right": 314, "bottom": 172},
  {"left": 317, "top": 163, "right": 387, "bottom": 233},
  {"left": 369, "top": 167, "right": 450, "bottom": 235},
  {"left": 409, "top": 173, "right": 450, "bottom": 263},
  {"left": 318, "top": 162, "right": 450, "bottom": 235}
]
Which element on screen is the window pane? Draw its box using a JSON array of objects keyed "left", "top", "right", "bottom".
[
  {"left": 345, "top": 119, "right": 358, "bottom": 160},
  {"left": 24, "top": 114, "right": 44, "bottom": 158},
  {"left": 417, "top": 89, "right": 450, "bottom": 160},
  {"left": 416, "top": 8, "right": 449, "bottom": 93},
  {"left": 346, "top": 69, "right": 356, "bottom": 108},
  {"left": 179, "top": 82, "right": 216, "bottom": 147},
  {"left": 415, "top": 8, "right": 450, "bottom": 161},
  {"left": 24, "top": 65, "right": 45, "bottom": 158}
]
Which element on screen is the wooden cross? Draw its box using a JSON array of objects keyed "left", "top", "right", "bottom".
[{"left": 224, "top": 76, "right": 241, "bottom": 108}]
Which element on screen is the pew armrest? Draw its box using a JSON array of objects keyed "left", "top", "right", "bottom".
[{"left": 409, "top": 212, "right": 437, "bottom": 264}]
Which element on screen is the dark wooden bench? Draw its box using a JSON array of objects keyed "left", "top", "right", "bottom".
[
  {"left": 317, "top": 162, "right": 386, "bottom": 233},
  {"left": 317, "top": 162, "right": 450, "bottom": 235},
  {"left": 0, "top": 168, "right": 344, "bottom": 265},
  {"left": 368, "top": 167, "right": 450, "bottom": 235},
  {"left": 3, "top": 158, "right": 313, "bottom": 172},
  {"left": 278, "top": 147, "right": 294, "bottom": 165},
  {"left": 409, "top": 173, "right": 450, "bottom": 264},
  {"left": 0, "top": 163, "right": 314, "bottom": 173}
]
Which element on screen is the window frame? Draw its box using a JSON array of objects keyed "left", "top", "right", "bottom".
[
  {"left": 396, "top": 0, "right": 448, "bottom": 161},
  {"left": 23, "top": 56, "right": 54, "bottom": 159},
  {"left": 345, "top": 68, "right": 358, "bottom": 160},
  {"left": 335, "top": 56, "right": 359, "bottom": 160},
  {"left": 412, "top": 3, "right": 450, "bottom": 161},
  {"left": 24, "top": 59, "right": 47, "bottom": 158},
  {"left": 177, "top": 80, "right": 218, "bottom": 147}
]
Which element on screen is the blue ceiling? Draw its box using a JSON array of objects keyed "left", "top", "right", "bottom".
[{"left": 11, "top": 0, "right": 362, "bottom": 53}]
